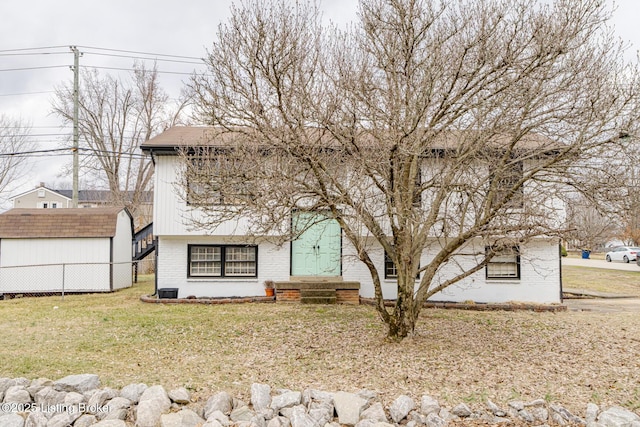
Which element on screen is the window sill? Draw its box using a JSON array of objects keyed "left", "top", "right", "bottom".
[{"left": 486, "top": 279, "right": 521, "bottom": 284}]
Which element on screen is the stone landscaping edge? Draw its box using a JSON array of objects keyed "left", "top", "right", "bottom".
[
  {"left": 1, "top": 374, "right": 639, "bottom": 427},
  {"left": 140, "top": 294, "right": 567, "bottom": 312}
]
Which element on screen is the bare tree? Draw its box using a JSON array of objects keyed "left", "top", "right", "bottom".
[
  {"left": 564, "top": 195, "right": 616, "bottom": 250},
  {"left": 0, "top": 115, "right": 36, "bottom": 204},
  {"left": 53, "top": 62, "right": 186, "bottom": 227},
  {"left": 186, "top": 0, "right": 640, "bottom": 339}
]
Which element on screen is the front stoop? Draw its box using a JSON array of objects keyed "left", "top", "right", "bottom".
[{"left": 275, "top": 281, "right": 360, "bottom": 305}]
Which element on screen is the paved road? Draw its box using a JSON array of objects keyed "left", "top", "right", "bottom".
[{"left": 562, "top": 257, "right": 640, "bottom": 272}]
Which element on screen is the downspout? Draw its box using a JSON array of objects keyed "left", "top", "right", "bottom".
[
  {"left": 152, "top": 237, "right": 158, "bottom": 296},
  {"left": 558, "top": 240, "right": 563, "bottom": 303},
  {"left": 109, "top": 236, "right": 114, "bottom": 291}
]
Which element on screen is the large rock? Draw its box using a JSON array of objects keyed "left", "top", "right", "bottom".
[
  {"left": 289, "top": 405, "right": 318, "bottom": 427},
  {"left": 267, "top": 416, "right": 291, "bottom": 427},
  {"left": 586, "top": 403, "right": 599, "bottom": 424},
  {"left": 251, "top": 383, "right": 272, "bottom": 411},
  {"left": 137, "top": 385, "right": 172, "bottom": 427},
  {"left": 87, "top": 387, "right": 119, "bottom": 413},
  {"left": 451, "top": 403, "right": 472, "bottom": 418},
  {"left": 333, "top": 391, "right": 368, "bottom": 426},
  {"left": 205, "top": 391, "right": 234, "bottom": 418},
  {"left": 361, "top": 403, "right": 388, "bottom": 423},
  {"left": 597, "top": 406, "right": 640, "bottom": 427},
  {"left": 420, "top": 395, "right": 440, "bottom": 416},
  {"left": 99, "top": 397, "right": 131, "bottom": 421},
  {"left": 0, "top": 413, "right": 25, "bottom": 427},
  {"left": 168, "top": 387, "right": 191, "bottom": 404},
  {"left": 302, "top": 389, "right": 333, "bottom": 406},
  {"left": 119, "top": 383, "right": 147, "bottom": 403},
  {"left": 389, "top": 395, "right": 415, "bottom": 423},
  {"left": 206, "top": 410, "right": 230, "bottom": 426},
  {"left": 53, "top": 374, "right": 99, "bottom": 393},
  {"left": 24, "top": 411, "right": 48, "bottom": 427},
  {"left": 64, "top": 391, "right": 86, "bottom": 405},
  {"left": 46, "top": 411, "right": 82, "bottom": 427},
  {"left": 3, "top": 386, "right": 31, "bottom": 404},
  {"left": 308, "top": 401, "right": 334, "bottom": 426},
  {"left": 74, "top": 415, "right": 98, "bottom": 427},
  {"left": 92, "top": 421, "right": 128, "bottom": 427},
  {"left": 425, "top": 413, "right": 446, "bottom": 427},
  {"left": 231, "top": 406, "right": 256, "bottom": 422},
  {"left": 270, "top": 392, "right": 302, "bottom": 414},
  {"left": 160, "top": 409, "right": 206, "bottom": 427}
]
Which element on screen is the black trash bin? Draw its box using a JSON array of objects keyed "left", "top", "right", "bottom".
[{"left": 158, "top": 288, "right": 179, "bottom": 299}]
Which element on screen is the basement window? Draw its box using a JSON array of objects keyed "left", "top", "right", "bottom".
[
  {"left": 188, "top": 244, "right": 257, "bottom": 278},
  {"left": 486, "top": 246, "right": 520, "bottom": 279}
]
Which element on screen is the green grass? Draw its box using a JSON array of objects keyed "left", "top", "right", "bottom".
[{"left": 562, "top": 266, "right": 640, "bottom": 296}]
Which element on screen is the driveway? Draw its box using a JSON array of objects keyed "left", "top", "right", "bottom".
[
  {"left": 563, "top": 297, "right": 640, "bottom": 313},
  {"left": 562, "top": 256, "right": 640, "bottom": 272},
  {"left": 562, "top": 257, "right": 640, "bottom": 312}
]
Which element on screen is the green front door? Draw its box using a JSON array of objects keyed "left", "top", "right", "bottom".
[{"left": 291, "top": 212, "right": 341, "bottom": 276}]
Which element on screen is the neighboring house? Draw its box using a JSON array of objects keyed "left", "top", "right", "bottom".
[
  {"left": 141, "top": 126, "right": 562, "bottom": 304},
  {"left": 11, "top": 183, "right": 71, "bottom": 209},
  {"left": 11, "top": 183, "right": 153, "bottom": 230},
  {"left": 0, "top": 207, "right": 133, "bottom": 294}
]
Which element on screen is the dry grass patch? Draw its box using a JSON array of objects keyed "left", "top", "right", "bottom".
[
  {"left": 1, "top": 278, "right": 639, "bottom": 413},
  {"left": 562, "top": 266, "right": 640, "bottom": 296}
]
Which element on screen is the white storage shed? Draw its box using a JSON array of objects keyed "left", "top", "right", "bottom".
[{"left": 0, "top": 207, "right": 133, "bottom": 294}]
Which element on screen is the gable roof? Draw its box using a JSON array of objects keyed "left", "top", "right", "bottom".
[
  {"left": 140, "top": 126, "right": 560, "bottom": 154},
  {"left": 0, "top": 207, "right": 130, "bottom": 239},
  {"left": 53, "top": 189, "right": 153, "bottom": 204},
  {"left": 10, "top": 186, "right": 71, "bottom": 202}
]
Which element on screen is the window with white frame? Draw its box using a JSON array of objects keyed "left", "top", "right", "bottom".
[
  {"left": 486, "top": 246, "right": 520, "bottom": 279},
  {"left": 188, "top": 245, "right": 257, "bottom": 278}
]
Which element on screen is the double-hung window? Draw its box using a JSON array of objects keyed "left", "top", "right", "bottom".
[
  {"left": 188, "top": 245, "right": 257, "bottom": 278},
  {"left": 486, "top": 246, "right": 520, "bottom": 279}
]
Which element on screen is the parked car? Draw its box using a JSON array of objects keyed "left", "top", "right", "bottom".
[{"left": 605, "top": 246, "right": 640, "bottom": 263}]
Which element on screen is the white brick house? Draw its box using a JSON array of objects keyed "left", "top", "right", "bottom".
[{"left": 141, "top": 126, "right": 562, "bottom": 303}]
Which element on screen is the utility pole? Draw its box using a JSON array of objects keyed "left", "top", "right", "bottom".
[{"left": 70, "top": 46, "right": 81, "bottom": 208}]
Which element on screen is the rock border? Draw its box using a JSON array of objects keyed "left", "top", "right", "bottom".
[{"left": 0, "top": 375, "right": 638, "bottom": 427}]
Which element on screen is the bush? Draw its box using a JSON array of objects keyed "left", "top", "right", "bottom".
[{"left": 561, "top": 245, "right": 568, "bottom": 257}]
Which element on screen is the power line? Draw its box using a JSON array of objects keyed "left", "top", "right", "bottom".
[
  {"left": 76, "top": 45, "right": 202, "bottom": 61},
  {"left": 0, "top": 91, "right": 56, "bottom": 97},
  {"left": 83, "top": 51, "right": 203, "bottom": 65},
  {"left": 0, "top": 46, "right": 69, "bottom": 53},
  {"left": 0, "top": 65, "right": 69, "bottom": 72},
  {"left": 80, "top": 65, "right": 196, "bottom": 76},
  {"left": 0, "top": 52, "right": 69, "bottom": 57}
]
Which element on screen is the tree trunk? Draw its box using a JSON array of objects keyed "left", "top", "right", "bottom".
[{"left": 386, "top": 273, "right": 418, "bottom": 340}]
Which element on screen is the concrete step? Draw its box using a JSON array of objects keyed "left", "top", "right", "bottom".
[{"left": 301, "top": 296, "right": 337, "bottom": 304}]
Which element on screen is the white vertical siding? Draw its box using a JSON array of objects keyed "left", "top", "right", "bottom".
[
  {"left": 153, "top": 155, "right": 255, "bottom": 236},
  {"left": 112, "top": 210, "right": 133, "bottom": 290}
]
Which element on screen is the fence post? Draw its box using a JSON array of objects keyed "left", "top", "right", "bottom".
[{"left": 61, "top": 264, "right": 65, "bottom": 301}]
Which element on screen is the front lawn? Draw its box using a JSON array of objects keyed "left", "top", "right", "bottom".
[{"left": 1, "top": 276, "right": 639, "bottom": 412}]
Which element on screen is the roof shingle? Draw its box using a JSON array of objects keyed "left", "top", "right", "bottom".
[{"left": 0, "top": 207, "right": 127, "bottom": 238}]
